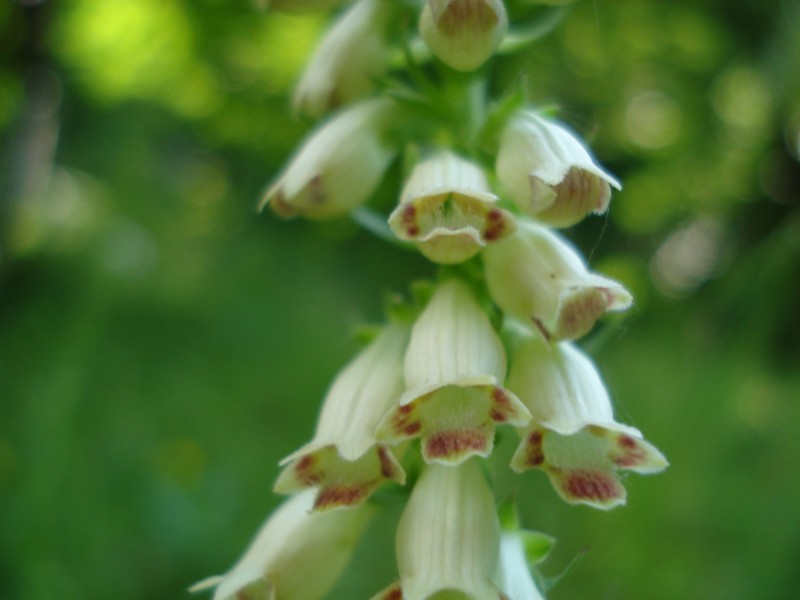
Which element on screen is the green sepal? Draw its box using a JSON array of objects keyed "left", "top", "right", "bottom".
[
  {"left": 409, "top": 279, "right": 435, "bottom": 312},
  {"left": 352, "top": 323, "right": 383, "bottom": 346},
  {"left": 497, "top": 496, "right": 521, "bottom": 531},
  {"left": 475, "top": 85, "right": 526, "bottom": 154},
  {"left": 520, "top": 531, "right": 556, "bottom": 566}
]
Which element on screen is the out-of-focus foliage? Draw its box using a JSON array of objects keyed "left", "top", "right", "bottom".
[{"left": 0, "top": 1, "right": 798, "bottom": 599}]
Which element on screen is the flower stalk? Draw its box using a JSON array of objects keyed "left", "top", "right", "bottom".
[{"left": 197, "top": 2, "right": 669, "bottom": 598}]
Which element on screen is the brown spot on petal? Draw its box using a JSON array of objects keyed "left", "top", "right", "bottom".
[
  {"left": 269, "top": 190, "right": 297, "bottom": 219},
  {"left": 558, "top": 291, "right": 608, "bottom": 340},
  {"left": 403, "top": 422, "right": 421, "bottom": 436},
  {"left": 492, "top": 387, "right": 510, "bottom": 408},
  {"left": 525, "top": 430, "right": 545, "bottom": 467},
  {"left": 381, "top": 584, "right": 403, "bottom": 600},
  {"left": 438, "top": 0, "right": 499, "bottom": 35},
  {"left": 294, "top": 454, "right": 322, "bottom": 486},
  {"left": 613, "top": 435, "right": 648, "bottom": 468},
  {"left": 483, "top": 209, "right": 507, "bottom": 242},
  {"left": 425, "top": 430, "right": 487, "bottom": 459},
  {"left": 308, "top": 175, "right": 325, "bottom": 205},
  {"left": 407, "top": 225, "right": 420, "bottom": 237},
  {"left": 531, "top": 317, "right": 552, "bottom": 342},
  {"left": 314, "top": 485, "right": 369, "bottom": 510},
  {"left": 297, "top": 455, "right": 315, "bottom": 472},
  {"left": 489, "top": 387, "right": 521, "bottom": 423},
  {"left": 391, "top": 403, "right": 421, "bottom": 439},
  {"left": 377, "top": 446, "right": 397, "bottom": 479},
  {"left": 563, "top": 469, "right": 620, "bottom": 503}
]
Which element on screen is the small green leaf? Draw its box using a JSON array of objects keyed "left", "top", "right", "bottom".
[{"left": 520, "top": 531, "right": 557, "bottom": 566}]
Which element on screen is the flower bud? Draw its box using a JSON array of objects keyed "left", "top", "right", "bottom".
[
  {"left": 275, "top": 323, "right": 408, "bottom": 511},
  {"left": 373, "top": 461, "right": 505, "bottom": 600},
  {"left": 260, "top": 98, "right": 397, "bottom": 219},
  {"left": 507, "top": 330, "right": 668, "bottom": 509},
  {"left": 482, "top": 219, "right": 632, "bottom": 341},
  {"left": 294, "top": 0, "right": 394, "bottom": 119},
  {"left": 377, "top": 279, "right": 530, "bottom": 464},
  {"left": 496, "top": 111, "right": 621, "bottom": 227},
  {"left": 419, "top": 0, "right": 508, "bottom": 72},
  {"left": 190, "top": 490, "right": 373, "bottom": 600},
  {"left": 388, "top": 150, "right": 516, "bottom": 264}
]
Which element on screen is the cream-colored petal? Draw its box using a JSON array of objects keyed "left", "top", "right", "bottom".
[
  {"left": 396, "top": 461, "right": 504, "bottom": 599},
  {"left": 275, "top": 323, "right": 408, "bottom": 508},
  {"left": 506, "top": 334, "right": 623, "bottom": 434},
  {"left": 495, "top": 533, "right": 546, "bottom": 600},
  {"left": 389, "top": 151, "right": 516, "bottom": 264},
  {"left": 376, "top": 280, "right": 530, "bottom": 463},
  {"left": 420, "top": 0, "right": 508, "bottom": 72},
  {"left": 192, "top": 490, "right": 373, "bottom": 600},
  {"left": 261, "top": 98, "right": 396, "bottom": 219},
  {"left": 507, "top": 332, "right": 667, "bottom": 509},
  {"left": 496, "top": 111, "right": 620, "bottom": 227},
  {"left": 274, "top": 444, "right": 405, "bottom": 510},
  {"left": 402, "top": 278, "right": 506, "bottom": 401},
  {"left": 293, "top": 0, "right": 394, "bottom": 118},
  {"left": 377, "top": 385, "right": 529, "bottom": 465},
  {"left": 483, "top": 220, "right": 632, "bottom": 341}
]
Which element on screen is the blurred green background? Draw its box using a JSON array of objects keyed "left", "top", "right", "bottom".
[{"left": 1, "top": 0, "right": 799, "bottom": 599}]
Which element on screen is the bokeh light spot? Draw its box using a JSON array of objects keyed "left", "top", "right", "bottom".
[{"left": 625, "top": 90, "right": 682, "bottom": 150}]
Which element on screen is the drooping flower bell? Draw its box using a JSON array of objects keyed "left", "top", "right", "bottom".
[
  {"left": 483, "top": 219, "right": 632, "bottom": 342},
  {"left": 274, "top": 323, "right": 408, "bottom": 511},
  {"left": 260, "top": 98, "right": 397, "bottom": 219},
  {"left": 190, "top": 490, "right": 373, "bottom": 600},
  {"left": 372, "top": 460, "right": 505, "bottom": 600},
  {"left": 496, "top": 111, "right": 621, "bottom": 227},
  {"left": 507, "top": 328, "right": 668, "bottom": 509},
  {"left": 293, "top": 0, "right": 395, "bottom": 118},
  {"left": 377, "top": 278, "right": 530, "bottom": 464},
  {"left": 419, "top": 0, "right": 508, "bottom": 72},
  {"left": 388, "top": 150, "right": 516, "bottom": 264}
]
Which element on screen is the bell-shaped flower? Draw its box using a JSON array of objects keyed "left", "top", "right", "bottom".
[
  {"left": 260, "top": 98, "right": 397, "bottom": 219},
  {"left": 507, "top": 330, "right": 668, "bottom": 509},
  {"left": 376, "top": 279, "right": 530, "bottom": 465},
  {"left": 495, "top": 111, "right": 621, "bottom": 227},
  {"left": 190, "top": 490, "right": 373, "bottom": 600},
  {"left": 419, "top": 0, "right": 508, "bottom": 72},
  {"left": 293, "top": 0, "right": 394, "bottom": 119},
  {"left": 388, "top": 150, "right": 516, "bottom": 264},
  {"left": 372, "top": 460, "right": 505, "bottom": 600},
  {"left": 482, "top": 219, "right": 632, "bottom": 342},
  {"left": 495, "top": 532, "right": 549, "bottom": 600},
  {"left": 275, "top": 323, "right": 408, "bottom": 511}
]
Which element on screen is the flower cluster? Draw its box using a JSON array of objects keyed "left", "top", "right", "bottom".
[{"left": 195, "top": 1, "right": 667, "bottom": 599}]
